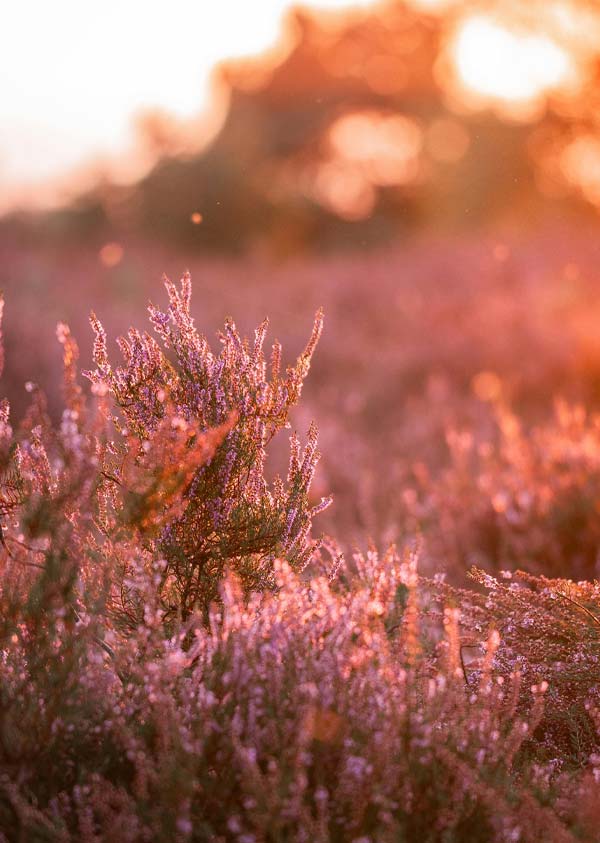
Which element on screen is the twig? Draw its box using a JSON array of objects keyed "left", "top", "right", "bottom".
[{"left": 555, "top": 590, "right": 600, "bottom": 630}]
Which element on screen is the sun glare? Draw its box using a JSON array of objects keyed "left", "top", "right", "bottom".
[{"left": 451, "top": 15, "right": 573, "bottom": 114}]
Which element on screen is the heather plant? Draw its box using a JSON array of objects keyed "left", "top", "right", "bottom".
[
  {"left": 431, "top": 566, "right": 600, "bottom": 766},
  {"left": 410, "top": 398, "right": 600, "bottom": 582},
  {"left": 84, "top": 273, "right": 330, "bottom": 620},
  {"left": 1, "top": 542, "right": 592, "bottom": 842},
  {"left": 0, "top": 277, "right": 333, "bottom": 835}
]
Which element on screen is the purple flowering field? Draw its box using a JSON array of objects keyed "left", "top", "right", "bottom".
[{"left": 4, "top": 1, "right": 600, "bottom": 840}]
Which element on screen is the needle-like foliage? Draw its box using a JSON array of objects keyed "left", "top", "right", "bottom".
[{"left": 84, "top": 273, "right": 330, "bottom": 619}]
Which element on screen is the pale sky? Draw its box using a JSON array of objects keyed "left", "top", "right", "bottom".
[{"left": 0, "top": 0, "right": 377, "bottom": 210}]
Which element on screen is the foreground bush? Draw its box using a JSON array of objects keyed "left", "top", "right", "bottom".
[
  {"left": 5, "top": 542, "right": 599, "bottom": 842},
  {"left": 1, "top": 275, "right": 600, "bottom": 840}
]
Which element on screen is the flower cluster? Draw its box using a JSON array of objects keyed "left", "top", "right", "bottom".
[
  {"left": 83, "top": 274, "right": 330, "bottom": 619},
  {"left": 2, "top": 537, "right": 594, "bottom": 842}
]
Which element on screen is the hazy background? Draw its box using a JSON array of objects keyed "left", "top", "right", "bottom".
[{"left": 5, "top": 0, "right": 600, "bottom": 248}]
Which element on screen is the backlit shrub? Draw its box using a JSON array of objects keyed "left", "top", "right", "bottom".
[
  {"left": 411, "top": 399, "right": 600, "bottom": 581},
  {"left": 83, "top": 273, "right": 330, "bottom": 621}
]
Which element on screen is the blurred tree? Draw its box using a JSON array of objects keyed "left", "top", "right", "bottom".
[{"left": 7, "top": 0, "right": 600, "bottom": 254}]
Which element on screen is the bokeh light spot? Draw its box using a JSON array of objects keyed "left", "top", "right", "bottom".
[
  {"left": 493, "top": 244, "right": 510, "bottom": 263},
  {"left": 561, "top": 135, "right": 600, "bottom": 206},
  {"left": 99, "top": 242, "right": 124, "bottom": 267},
  {"left": 472, "top": 370, "right": 502, "bottom": 402},
  {"left": 451, "top": 15, "right": 573, "bottom": 114}
]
